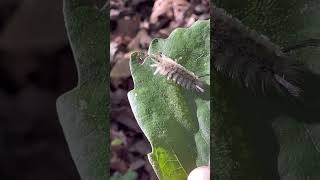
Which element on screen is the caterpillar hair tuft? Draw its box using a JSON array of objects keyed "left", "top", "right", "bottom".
[
  {"left": 147, "top": 52, "right": 205, "bottom": 93},
  {"left": 212, "top": 5, "right": 305, "bottom": 97}
]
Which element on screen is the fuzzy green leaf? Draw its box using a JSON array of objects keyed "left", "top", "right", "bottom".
[
  {"left": 56, "top": 0, "right": 108, "bottom": 179},
  {"left": 128, "top": 20, "right": 210, "bottom": 180}
]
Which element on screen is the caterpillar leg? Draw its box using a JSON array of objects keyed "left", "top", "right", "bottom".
[
  {"left": 276, "top": 38, "right": 320, "bottom": 96},
  {"left": 198, "top": 74, "right": 210, "bottom": 78},
  {"left": 195, "top": 85, "right": 205, "bottom": 92},
  {"left": 176, "top": 57, "right": 183, "bottom": 62},
  {"left": 274, "top": 74, "right": 301, "bottom": 97},
  {"left": 153, "top": 66, "right": 161, "bottom": 75}
]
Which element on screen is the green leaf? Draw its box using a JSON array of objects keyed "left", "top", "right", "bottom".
[
  {"left": 111, "top": 138, "right": 124, "bottom": 146},
  {"left": 128, "top": 20, "right": 210, "bottom": 180},
  {"left": 213, "top": 1, "right": 320, "bottom": 179},
  {"left": 56, "top": 0, "right": 108, "bottom": 179}
]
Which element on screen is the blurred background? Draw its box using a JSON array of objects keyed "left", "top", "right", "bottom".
[
  {"left": 0, "top": 0, "right": 81, "bottom": 179},
  {"left": 110, "top": 0, "right": 209, "bottom": 179}
]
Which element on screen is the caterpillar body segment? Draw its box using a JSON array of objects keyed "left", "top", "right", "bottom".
[
  {"left": 148, "top": 52, "right": 205, "bottom": 93},
  {"left": 212, "top": 5, "right": 304, "bottom": 97}
]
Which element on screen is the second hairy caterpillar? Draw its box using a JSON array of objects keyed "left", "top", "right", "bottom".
[
  {"left": 144, "top": 52, "right": 205, "bottom": 93},
  {"left": 213, "top": 5, "right": 305, "bottom": 97}
]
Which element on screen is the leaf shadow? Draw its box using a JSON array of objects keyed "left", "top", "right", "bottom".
[
  {"left": 181, "top": 87, "right": 210, "bottom": 166},
  {"left": 218, "top": 68, "right": 320, "bottom": 179},
  {"left": 223, "top": 83, "right": 281, "bottom": 180},
  {"left": 282, "top": 71, "right": 320, "bottom": 124}
]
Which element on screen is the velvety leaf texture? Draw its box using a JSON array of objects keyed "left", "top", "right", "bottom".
[
  {"left": 212, "top": 0, "right": 320, "bottom": 179},
  {"left": 56, "top": 0, "right": 108, "bottom": 179},
  {"left": 128, "top": 20, "right": 210, "bottom": 180}
]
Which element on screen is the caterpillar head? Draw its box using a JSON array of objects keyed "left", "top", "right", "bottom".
[
  {"left": 148, "top": 52, "right": 164, "bottom": 64},
  {"left": 137, "top": 51, "right": 160, "bottom": 65}
]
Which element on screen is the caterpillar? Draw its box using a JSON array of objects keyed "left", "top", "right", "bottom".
[
  {"left": 212, "top": 5, "right": 306, "bottom": 97},
  {"left": 146, "top": 52, "right": 205, "bottom": 93}
]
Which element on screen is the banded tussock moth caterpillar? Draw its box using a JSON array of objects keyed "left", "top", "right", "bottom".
[
  {"left": 144, "top": 52, "right": 206, "bottom": 93},
  {"left": 213, "top": 4, "right": 305, "bottom": 97}
]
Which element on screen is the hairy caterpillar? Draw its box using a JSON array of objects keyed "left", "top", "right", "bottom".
[
  {"left": 212, "top": 5, "right": 306, "bottom": 97},
  {"left": 146, "top": 52, "right": 205, "bottom": 92}
]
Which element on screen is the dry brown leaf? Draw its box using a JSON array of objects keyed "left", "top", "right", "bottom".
[
  {"left": 144, "top": 159, "right": 158, "bottom": 180},
  {"left": 158, "top": 26, "right": 174, "bottom": 37},
  {"left": 114, "top": 16, "right": 140, "bottom": 38},
  {"left": 110, "top": 89, "right": 129, "bottom": 107},
  {"left": 129, "top": 159, "right": 146, "bottom": 170},
  {"left": 113, "top": 35, "right": 132, "bottom": 46},
  {"left": 150, "top": 0, "right": 190, "bottom": 26},
  {"left": 150, "top": 0, "right": 173, "bottom": 24},
  {"left": 185, "top": 14, "right": 197, "bottom": 27},
  {"left": 110, "top": 9, "right": 120, "bottom": 20},
  {"left": 110, "top": 56, "right": 131, "bottom": 79},
  {"left": 110, "top": 0, "right": 124, "bottom": 9},
  {"left": 110, "top": 153, "right": 128, "bottom": 172},
  {"left": 131, "top": 0, "right": 148, "bottom": 6},
  {"left": 111, "top": 107, "right": 142, "bottom": 132},
  {"left": 128, "top": 29, "right": 152, "bottom": 50},
  {"left": 194, "top": 3, "right": 208, "bottom": 14},
  {"left": 110, "top": 41, "right": 119, "bottom": 62},
  {"left": 172, "top": 0, "right": 190, "bottom": 24},
  {"left": 129, "top": 140, "right": 151, "bottom": 155}
]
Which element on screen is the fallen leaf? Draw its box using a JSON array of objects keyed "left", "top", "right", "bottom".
[
  {"left": 111, "top": 89, "right": 130, "bottom": 107},
  {"left": 129, "top": 159, "right": 146, "bottom": 170},
  {"left": 110, "top": 56, "right": 131, "bottom": 79},
  {"left": 114, "top": 16, "right": 140, "bottom": 38},
  {"left": 111, "top": 107, "right": 142, "bottom": 132},
  {"left": 129, "top": 140, "right": 151, "bottom": 155},
  {"left": 150, "top": 0, "right": 190, "bottom": 26},
  {"left": 110, "top": 153, "right": 129, "bottom": 172},
  {"left": 128, "top": 29, "right": 152, "bottom": 50},
  {"left": 172, "top": 0, "right": 190, "bottom": 25},
  {"left": 110, "top": 9, "right": 120, "bottom": 20},
  {"left": 150, "top": 0, "right": 173, "bottom": 24},
  {"left": 110, "top": 41, "right": 119, "bottom": 62}
]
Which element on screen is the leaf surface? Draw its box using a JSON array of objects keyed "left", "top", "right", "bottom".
[
  {"left": 128, "top": 20, "right": 210, "bottom": 180},
  {"left": 56, "top": 0, "right": 108, "bottom": 179}
]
